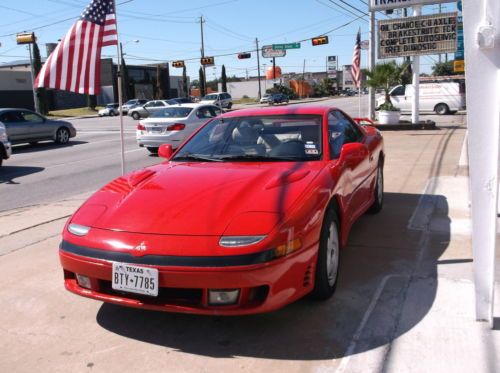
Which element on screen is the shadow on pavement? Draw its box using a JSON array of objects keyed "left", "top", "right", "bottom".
[
  {"left": 96, "top": 191, "right": 450, "bottom": 360},
  {"left": 12, "top": 140, "right": 88, "bottom": 154},
  {"left": 0, "top": 166, "right": 44, "bottom": 184}
]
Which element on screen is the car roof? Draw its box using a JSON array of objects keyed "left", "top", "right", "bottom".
[{"left": 221, "top": 105, "right": 335, "bottom": 118}]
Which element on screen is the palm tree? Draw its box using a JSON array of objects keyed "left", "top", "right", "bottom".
[{"left": 363, "top": 61, "right": 410, "bottom": 109}]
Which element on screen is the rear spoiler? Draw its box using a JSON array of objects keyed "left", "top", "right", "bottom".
[{"left": 353, "top": 117, "right": 375, "bottom": 126}]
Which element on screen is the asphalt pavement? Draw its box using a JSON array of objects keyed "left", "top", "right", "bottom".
[{"left": 1, "top": 109, "right": 498, "bottom": 373}]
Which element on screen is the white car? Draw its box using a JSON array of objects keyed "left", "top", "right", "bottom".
[
  {"left": 98, "top": 103, "right": 119, "bottom": 117},
  {"left": 136, "top": 103, "right": 223, "bottom": 153},
  {"left": 0, "top": 122, "right": 12, "bottom": 167},
  {"left": 199, "top": 92, "right": 232, "bottom": 109}
]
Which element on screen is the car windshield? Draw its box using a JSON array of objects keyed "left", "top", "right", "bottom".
[
  {"left": 202, "top": 94, "right": 218, "bottom": 100},
  {"left": 173, "top": 114, "right": 323, "bottom": 162},
  {"left": 105, "top": 104, "right": 115, "bottom": 108},
  {"left": 151, "top": 107, "right": 193, "bottom": 118}
]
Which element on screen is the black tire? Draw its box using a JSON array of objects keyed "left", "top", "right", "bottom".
[
  {"left": 311, "top": 209, "right": 340, "bottom": 300},
  {"left": 55, "top": 127, "right": 70, "bottom": 144},
  {"left": 368, "top": 162, "right": 384, "bottom": 214},
  {"left": 132, "top": 112, "right": 141, "bottom": 120},
  {"left": 0, "top": 158, "right": 2, "bottom": 167},
  {"left": 227, "top": 103, "right": 232, "bottom": 109},
  {"left": 146, "top": 147, "right": 158, "bottom": 154},
  {"left": 435, "top": 103, "right": 449, "bottom": 115}
]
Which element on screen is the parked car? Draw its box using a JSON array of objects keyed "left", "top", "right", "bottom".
[
  {"left": 200, "top": 92, "right": 232, "bottom": 109},
  {"left": 128, "top": 100, "right": 177, "bottom": 120},
  {"left": 136, "top": 103, "right": 222, "bottom": 153},
  {"left": 376, "top": 82, "right": 465, "bottom": 115},
  {"left": 0, "top": 122, "right": 12, "bottom": 167},
  {"left": 59, "top": 105, "right": 384, "bottom": 315},
  {"left": 260, "top": 93, "right": 289, "bottom": 105},
  {"left": 0, "top": 108, "right": 76, "bottom": 146},
  {"left": 98, "top": 103, "right": 119, "bottom": 117},
  {"left": 121, "top": 99, "right": 148, "bottom": 114}
]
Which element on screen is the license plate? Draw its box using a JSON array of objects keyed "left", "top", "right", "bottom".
[
  {"left": 112, "top": 262, "right": 159, "bottom": 296},
  {"left": 149, "top": 127, "right": 163, "bottom": 134}
]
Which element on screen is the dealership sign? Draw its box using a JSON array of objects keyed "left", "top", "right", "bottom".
[
  {"left": 262, "top": 45, "right": 286, "bottom": 58},
  {"left": 369, "top": 0, "right": 450, "bottom": 11},
  {"left": 378, "top": 12, "right": 457, "bottom": 59}
]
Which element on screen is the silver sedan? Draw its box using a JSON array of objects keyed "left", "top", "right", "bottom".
[{"left": 0, "top": 108, "right": 77, "bottom": 145}]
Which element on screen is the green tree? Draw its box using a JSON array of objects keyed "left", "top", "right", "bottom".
[
  {"left": 199, "top": 67, "right": 206, "bottom": 97},
  {"left": 32, "top": 42, "right": 48, "bottom": 114},
  {"left": 221, "top": 64, "right": 227, "bottom": 92},
  {"left": 432, "top": 61, "right": 456, "bottom": 76},
  {"left": 363, "top": 61, "right": 410, "bottom": 109},
  {"left": 120, "top": 57, "right": 133, "bottom": 101},
  {"left": 182, "top": 65, "right": 188, "bottom": 98}
]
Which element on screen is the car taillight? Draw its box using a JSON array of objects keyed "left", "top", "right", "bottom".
[
  {"left": 167, "top": 123, "right": 185, "bottom": 131},
  {"left": 137, "top": 123, "right": 145, "bottom": 131}
]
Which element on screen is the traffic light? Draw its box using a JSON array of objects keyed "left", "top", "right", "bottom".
[
  {"left": 172, "top": 60, "right": 185, "bottom": 68},
  {"left": 311, "top": 36, "right": 329, "bottom": 46},
  {"left": 16, "top": 32, "right": 36, "bottom": 45},
  {"left": 237, "top": 52, "right": 251, "bottom": 59},
  {"left": 201, "top": 56, "right": 215, "bottom": 65}
]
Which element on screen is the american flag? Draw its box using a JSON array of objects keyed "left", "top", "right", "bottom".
[
  {"left": 34, "top": 0, "right": 118, "bottom": 95},
  {"left": 351, "top": 28, "right": 361, "bottom": 88}
]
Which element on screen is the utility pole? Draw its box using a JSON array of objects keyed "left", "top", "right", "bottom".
[
  {"left": 255, "top": 37, "right": 261, "bottom": 99},
  {"left": 438, "top": 4, "right": 442, "bottom": 63},
  {"left": 200, "top": 16, "right": 206, "bottom": 92},
  {"left": 272, "top": 57, "right": 276, "bottom": 80},
  {"left": 301, "top": 59, "right": 306, "bottom": 99}
]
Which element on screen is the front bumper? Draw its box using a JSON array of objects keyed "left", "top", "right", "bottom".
[
  {"left": 1, "top": 140, "right": 11, "bottom": 159},
  {"left": 59, "top": 240, "right": 318, "bottom": 315},
  {"left": 136, "top": 132, "right": 185, "bottom": 148}
]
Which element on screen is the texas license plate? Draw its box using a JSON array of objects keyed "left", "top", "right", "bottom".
[
  {"left": 149, "top": 127, "right": 163, "bottom": 134},
  {"left": 112, "top": 262, "right": 159, "bottom": 296}
]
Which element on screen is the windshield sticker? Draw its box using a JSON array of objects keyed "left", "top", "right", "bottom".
[
  {"left": 305, "top": 143, "right": 317, "bottom": 149},
  {"left": 305, "top": 149, "right": 319, "bottom": 155}
]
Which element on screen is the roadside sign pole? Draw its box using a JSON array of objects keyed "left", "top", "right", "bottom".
[
  {"left": 27, "top": 45, "right": 40, "bottom": 114},
  {"left": 256, "top": 38, "right": 262, "bottom": 99},
  {"left": 411, "top": 6, "right": 421, "bottom": 125},
  {"left": 368, "top": 9, "right": 375, "bottom": 120}
]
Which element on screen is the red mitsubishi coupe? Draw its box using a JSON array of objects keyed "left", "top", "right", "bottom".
[{"left": 60, "top": 105, "right": 384, "bottom": 315}]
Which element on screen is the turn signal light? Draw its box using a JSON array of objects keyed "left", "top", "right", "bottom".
[
  {"left": 167, "top": 123, "right": 185, "bottom": 131},
  {"left": 275, "top": 238, "right": 302, "bottom": 258},
  {"left": 137, "top": 123, "right": 145, "bottom": 131}
]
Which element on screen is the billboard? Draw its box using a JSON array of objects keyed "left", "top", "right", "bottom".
[
  {"left": 369, "top": 0, "right": 450, "bottom": 11},
  {"left": 343, "top": 65, "right": 354, "bottom": 87},
  {"left": 262, "top": 45, "right": 286, "bottom": 58},
  {"left": 378, "top": 12, "right": 458, "bottom": 59}
]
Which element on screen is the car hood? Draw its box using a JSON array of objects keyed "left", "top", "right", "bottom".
[{"left": 72, "top": 162, "right": 323, "bottom": 236}]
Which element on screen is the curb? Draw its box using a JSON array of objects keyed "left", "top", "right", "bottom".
[{"left": 373, "top": 120, "right": 437, "bottom": 131}]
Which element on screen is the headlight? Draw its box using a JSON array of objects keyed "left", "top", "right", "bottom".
[
  {"left": 68, "top": 223, "right": 91, "bottom": 236},
  {"left": 219, "top": 235, "right": 266, "bottom": 247}
]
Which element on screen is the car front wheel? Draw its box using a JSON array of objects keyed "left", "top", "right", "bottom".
[
  {"left": 368, "top": 162, "right": 384, "bottom": 213},
  {"left": 55, "top": 127, "right": 70, "bottom": 144},
  {"left": 146, "top": 147, "right": 158, "bottom": 154},
  {"left": 132, "top": 112, "right": 141, "bottom": 120},
  {"left": 311, "top": 209, "right": 340, "bottom": 300}
]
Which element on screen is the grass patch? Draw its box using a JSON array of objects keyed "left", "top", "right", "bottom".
[
  {"left": 233, "top": 97, "right": 259, "bottom": 104},
  {"left": 48, "top": 106, "right": 103, "bottom": 118}
]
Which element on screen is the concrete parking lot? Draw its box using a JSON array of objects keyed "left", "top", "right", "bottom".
[{"left": 1, "top": 108, "right": 499, "bottom": 372}]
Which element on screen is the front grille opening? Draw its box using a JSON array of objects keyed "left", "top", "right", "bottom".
[{"left": 99, "top": 280, "right": 203, "bottom": 307}]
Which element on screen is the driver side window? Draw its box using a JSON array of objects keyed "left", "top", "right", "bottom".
[{"left": 328, "top": 111, "right": 363, "bottom": 159}]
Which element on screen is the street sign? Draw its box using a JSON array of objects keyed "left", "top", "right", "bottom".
[
  {"left": 378, "top": 12, "right": 458, "bottom": 59},
  {"left": 262, "top": 45, "right": 286, "bottom": 58},
  {"left": 369, "top": 0, "right": 450, "bottom": 11},
  {"left": 360, "top": 40, "right": 369, "bottom": 50},
  {"left": 453, "top": 60, "right": 465, "bottom": 73},
  {"left": 272, "top": 42, "right": 301, "bottom": 50}
]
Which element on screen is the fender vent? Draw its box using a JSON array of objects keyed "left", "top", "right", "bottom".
[{"left": 303, "top": 265, "right": 313, "bottom": 287}]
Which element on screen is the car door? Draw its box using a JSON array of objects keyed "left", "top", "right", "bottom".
[
  {"left": 328, "top": 110, "right": 369, "bottom": 219},
  {"left": 389, "top": 85, "right": 408, "bottom": 110},
  {"left": 19, "top": 110, "right": 53, "bottom": 140},
  {"left": 0, "top": 110, "right": 33, "bottom": 142}
]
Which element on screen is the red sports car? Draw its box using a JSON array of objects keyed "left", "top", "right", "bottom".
[{"left": 60, "top": 105, "right": 384, "bottom": 315}]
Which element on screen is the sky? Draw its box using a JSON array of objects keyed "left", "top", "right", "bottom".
[{"left": 0, "top": 0, "right": 458, "bottom": 81}]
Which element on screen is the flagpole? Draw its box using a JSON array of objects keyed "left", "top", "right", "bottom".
[{"left": 113, "top": 0, "right": 126, "bottom": 176}]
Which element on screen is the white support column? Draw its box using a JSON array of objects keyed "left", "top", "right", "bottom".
[
  {"left": 411, "top": 5, "right": 421, "bottom": 125},
  {"left": 463, "top": 0, "right": 500, "bottom": 325},
  {"left": 368, "top": 9, "right": 376, "bottom": 120}
]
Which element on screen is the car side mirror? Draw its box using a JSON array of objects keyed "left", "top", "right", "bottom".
[
  {"left": 339, "top": 142, "right": 367, "bottom": 161},
  {"left": 158, "top": 144, "right": 173, "bottom": 160}
]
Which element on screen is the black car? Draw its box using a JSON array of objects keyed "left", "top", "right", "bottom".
[{"left": 261, "top": 93, "right": 289, "bottom": 105}]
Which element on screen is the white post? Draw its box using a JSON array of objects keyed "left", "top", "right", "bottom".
[
  {"left": 463, "top": 0, "right": 500, "bottom": 325},
  {"left": 411, "top": 5, "right": 421, "bottom": 125},
  {"left": 368, "top": 9, "right": 376, "bottom": 119},
  {"left": 113, "top": 0, "right": 125, "bottom": 176}
]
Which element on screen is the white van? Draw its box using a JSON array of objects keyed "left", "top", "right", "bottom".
[{"left": 377, "top": 82, "right": 466, "bottom": 115}]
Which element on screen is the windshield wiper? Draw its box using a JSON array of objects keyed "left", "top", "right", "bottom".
[
  {"left": 216, "top": 154, "right": 298, "bottom": 162},
  {"left": 173, "top": 154, "right": 223, "bottom": 162}
]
